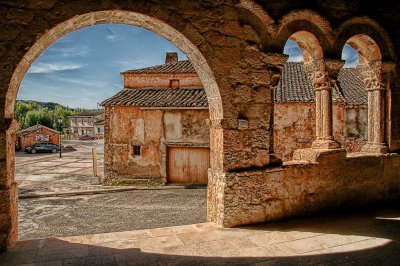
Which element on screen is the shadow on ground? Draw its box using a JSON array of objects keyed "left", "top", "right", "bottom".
[{"left": 3, "top": 203, "right": 400, "bottom": 265}]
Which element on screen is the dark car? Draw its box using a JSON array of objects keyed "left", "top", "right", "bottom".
[{"left": 24, "top": 142, "right": 60, "bottom": 154}]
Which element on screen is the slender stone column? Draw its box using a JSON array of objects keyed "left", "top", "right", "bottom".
[
  {"left": 359, "top": 61, "right": 394, "bottom": 153},
  {"left": 304, "top": 59, "right": 342, "bottom": 149}
]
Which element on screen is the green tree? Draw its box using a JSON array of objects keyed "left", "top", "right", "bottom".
[
  {"left": 24, "top": 108, "right": 53, "bottom": 129},
  {"left": 15, "top": 101, "right": 37, "bottom": 129}
]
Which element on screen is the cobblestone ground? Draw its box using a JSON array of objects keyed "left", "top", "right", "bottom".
[
  {"left": 16, "top": 140, "right": 207, "bottom": 240},
  {"left": 19, "top": 189, "right": 207, "bottom": 240}
]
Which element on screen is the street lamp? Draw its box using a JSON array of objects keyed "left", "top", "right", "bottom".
[{"left": 57, "top": 117, "right": 62, "bottom": 158}]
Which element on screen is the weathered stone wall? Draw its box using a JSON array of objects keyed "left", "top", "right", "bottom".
[
  {"left": 124, "top": 73, "right": 202, "bottom": 89},
  {"left": 274, "top": 103, "right": 367, "bottom": 161},
  {"left": 273, "top": 103, "right": 315, "bottom": 161},
  {"left": 103, "top": 106, "right": 209, "bottom": 185},
  {"left": 220, "top": 150, "right": 400, "bottom": 227}
]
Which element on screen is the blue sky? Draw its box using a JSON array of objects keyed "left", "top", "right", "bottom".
[
  {"left": 18, "top": 25, "right": 357, "bottom": 109},
  {"left": 18, "top": 24, "right": 186, "bottom": 109},
  {"left": 284, "top": 39, "right": 358, "bottom": 67}
]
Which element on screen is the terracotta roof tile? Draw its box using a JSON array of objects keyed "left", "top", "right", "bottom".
[
  {"left": 275, "top": 62, "right": 367, "bottom": 106},
  {"left": 122, "top": 60, "right": 195, "bottom": 74},
  {"left": 17, "top": 124, "right": 59, "bottom": 137},
  {"left": 100, "top": 88, "right": 208, "bottom": 108}
]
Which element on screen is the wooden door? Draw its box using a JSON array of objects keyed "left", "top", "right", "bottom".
[{"left": 168, "top": 147, "right": 210, "bottom": 184}]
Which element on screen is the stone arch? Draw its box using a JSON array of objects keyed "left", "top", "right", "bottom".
[
  {"left": 3, "top": 10, "right": 225, "bottom": 248},
  {"left": 334, "top": 17, "right": 395, "bottom": 61},
  {"left": 274, "top": 10, "right": 334, "bottom": 55},
  {"left": 340, "top": 33, "right": 391, "bottom": 153},
  {"left": 288, "top": 31, "right": 323, "bottom": 63},
  {"left": 237, "top": 0, "right": 277, "bottom": 52}
]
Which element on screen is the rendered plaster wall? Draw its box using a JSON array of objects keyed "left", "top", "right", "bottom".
[
  {"left": 17, "top": 128, "right": 60, "bottom": 150},
  {"left": 274, "top": 103, "right": 368, "bottom": 161},
  {"left": 123, "top": 73, "right": 202, "bottom": 89},
  {"left": 273, "top": 103, "right": 315, "bottom": 161},
  {"left": 217, "top": 150, "right": 400, "bottom": 227},
  {"left": 103, "top": 106, "right": 209, "bottom": 185},
  {"left": 343, "top": 107, "right": 368, "bottom": 152}
]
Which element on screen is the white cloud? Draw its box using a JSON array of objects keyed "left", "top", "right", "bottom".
[
  {"left": 28, "top": 62, "right": 83, "bottom": 74},
  {"left": 47, "top": 45, "right": 90, "bottom": 58},
  {"left": 287, "top": 54, "right": 304, "bottom": 62},
  {"left": 47, "top": 76, "right": 109, "bottom": 88},
  {"left": 342, "top": 44, "right": 359, "bottom": 68},
  {"left": 106, "top": 27, "right": 116, "bottom": 42},
  {"left": 106, "top": 35, "right": 116, "bottom": 41}
]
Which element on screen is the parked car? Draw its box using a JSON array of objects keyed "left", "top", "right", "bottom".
[
  {"left": 79, "top": 135, "right": 95, "bottom": 140},
  {"left": 24, "top": 142, "right": 60, "bottom": 154}
]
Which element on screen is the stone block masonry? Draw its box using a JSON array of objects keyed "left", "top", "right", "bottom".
[{"left": 211, "top": 150, "right": 400, "bottom": 227}]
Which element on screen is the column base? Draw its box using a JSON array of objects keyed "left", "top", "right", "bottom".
[
  {"left": 361, "top": 143, "right": 388, "bottom": 154},
  {"left": 311, "top": 139, "right": 341, "bottom": 149}
]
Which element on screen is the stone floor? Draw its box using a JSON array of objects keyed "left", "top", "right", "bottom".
[
  {"left": 2, "top": 205, "right": 400, "bottom": 265},
  {"left": 16, "top": 140, "right": 105, "bottom": 195}
]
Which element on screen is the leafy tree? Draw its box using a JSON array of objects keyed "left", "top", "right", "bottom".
[
  {"left": 15, "top": 100, "right": 90, "bottom": 131},
  {"left": 15, "top": 101, "right": 37, "bottom": 129},
  {"left": 24, "top": 108, "right": 53, "bottom": 129}
]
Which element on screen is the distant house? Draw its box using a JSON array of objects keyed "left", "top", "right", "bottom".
[
  {"left": 16, "top": 124, "right": 60, "bottom": 150},
  {"left": 274, "top": 62, "right": 367, "bottom": 161},
  {"left": 101, "top": 52, "right": 209, "bottom": 186},
  {"left": 68, "top": 110, "right": 104, "bottom": 139}
]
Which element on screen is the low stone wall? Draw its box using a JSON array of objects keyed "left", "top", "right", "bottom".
[{"left": 212, "top": 149, "right": 400, "bottom": 227}]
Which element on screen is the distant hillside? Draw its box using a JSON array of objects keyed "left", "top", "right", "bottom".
[{"left": 16, "top": 100, "right": 73, "bottom": 111}]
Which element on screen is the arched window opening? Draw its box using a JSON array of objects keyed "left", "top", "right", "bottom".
[
  {"left": 336, "top": 42, "right": 367, "bottom": 152},
  {"left": 342, "top": 34, "right": 387, "bottom": 153},
  {"left": 14, "top": 23, "right": 211, "bottom": 241},
  {"left": 274, "top": 33, "right": 323, "bottom": 161}
]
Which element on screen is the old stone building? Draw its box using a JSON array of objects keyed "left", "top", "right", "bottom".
[
  {"left": 101, "top": 53, "right": 210, "bottom": 185},
  {"left": 1, "top": 0, "right": 400, "bottom": 251},
  {"left": 274, "top": 62, "right": 368, "bottom": 161},
  {"left": 68, "top": 110, "right": 104, "bottom": 139},
  {"left": 16, "top": 124, "right": 60, "bottom": 150}
]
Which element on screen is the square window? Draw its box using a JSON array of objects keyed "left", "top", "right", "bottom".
[{"left": 133, "top": 145, "right": 141, "bottom": 156}]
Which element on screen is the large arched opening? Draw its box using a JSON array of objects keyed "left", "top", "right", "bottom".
[{"left": 4, "top": 10, "right": 223, "bottom": 247}]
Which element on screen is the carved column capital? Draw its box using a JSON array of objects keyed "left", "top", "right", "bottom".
[{"left": 324, "top": 58, "right": 345, "bottom": 80}]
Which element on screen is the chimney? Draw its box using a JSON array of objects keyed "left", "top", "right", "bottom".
[{"left": 165, "top": 52, "right": 178, "bottom": 64}]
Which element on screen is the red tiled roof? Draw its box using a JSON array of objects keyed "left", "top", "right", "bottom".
[
  {"left": 121, "top": 60, "right": 195, "bottom": 75},
  {"left": 274, "top": 62, "right": 367, "bottom": 106},
  {"left": 17, "top": 124, "right": 59, "bottom": 137},
  {"left": 100, "top": 88, "right": 208, "bottom": 108}
]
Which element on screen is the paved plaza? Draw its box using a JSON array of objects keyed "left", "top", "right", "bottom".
[
  {"left": 2, "top": 205, "right": 400, "bottom": 265},
  {"left": 16, "top": 140, "right": 207, "bottom": 241},
  {"left": 16, "top": 140, "right": 105, "bottom": 195}
]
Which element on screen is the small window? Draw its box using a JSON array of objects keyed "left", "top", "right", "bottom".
[{"left": 133, "top": 146, "right": 141, "bottom": 156}]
